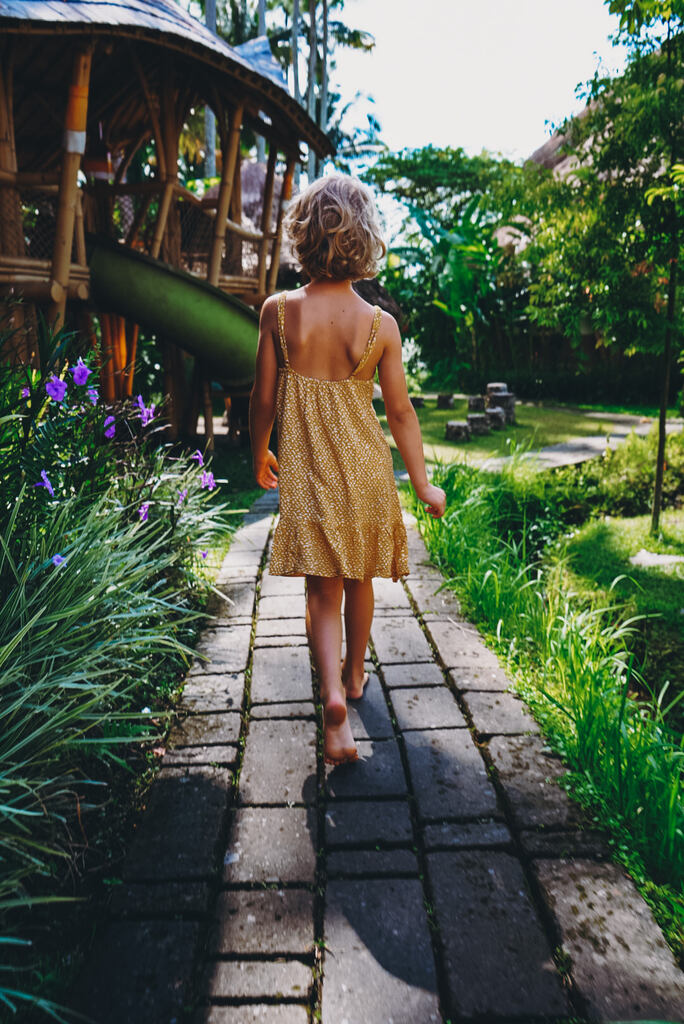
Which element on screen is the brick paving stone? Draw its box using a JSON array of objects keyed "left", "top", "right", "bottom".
[
  {"left": 213, "top": 579, "right": 257, "bottom": 619},
  {"left": 203, "top": 959, "right": 312, "bottom": 999},
  {"left": 427, "top": 850, "right": 570, "bottom": 1018},
  {"left": 109, "top": 880, "right": 209, "bottom": 917},
  {"left": 251, "top": 700, "right": 316, "bottom": 719},
  {"left": 162, "top": 744, "right": 237, "bottom": 767},
  {"left": 534, "top": 858, "right": 684, "bottom": 1020},
  {"left": 371, "top": 615, "right": 433, "bottom": 663},
  {"left": 325, "top": 799, "right": 413, "bottom": 847},
  {"left": 240, "top": 719, "right": 317, "bottom": 805},
  {"left": 198, "top": 1006, "right": 309, "bottom": 1024},
  {"left": 325, "top": 739, "right": 407, "bottom": 799},
  {"left": 404, "top": 577, "right": 463, "bottom": 619},
  {"left": 427, "top": 620, "right": 501, "bottom": 669},
  {"left": 168, "top": 711, "right": 241, "bottom": 747},
  {"left": 123, "top": 766, "right": 232, "bottom": 880},
  {"left": 211, "top": 889, "right": 314, "bottom": 955},
  {"left": 254, "top": 633, "right": 309, "bottom": 648},
  {"left": 326, "top": 848, "right": 419, "bottom": 877},
  {"left": 194, "top": 625, "right": 252, "bottom": 673},
  {"left": 345, "top": 674, "right": 395, "bottom": 740},
  {"left": 251, "top": 647, "right": 313, "bottom": 704},
  {"left": 422, "top": 820, "right": 513, "bottom": 851},
  {"left": 260, "top": 573, "right": 306, "bottom": 597},
  {"left": 390, "top": 685, "right": 467, "bottom": 731},
  {"left": 382, "top": 661, "right": 444, "bottom": 689},
  {"left": 371, "top": 577, "right": 412, "bottom": 609},
  {"left": 74, "top": 919, "right": 201, "bottom": 1024},
  {"left": 322, "top": 879, "right": 440, "bottom": 1024},
  {"left": 219, "top": 549, "right": 263, "bottom": 570},
  {"left": 462, "top": 688, "right": 540, "bottom": 735},
  {"left": 488, "top": 734, "right": 588, "bottom": 829},
  {"left": 215, "top": 564, "right": 259, "bottom": 584},
  {"left": 255, "top": 617, "right": 307, "bottom": 637},
  {"left": 258, "top": 592, "right": 307, "bottom": 617},
  {"left": 520, "top": 828, "right": 612, "bottom": 859},
  {"left": 448, "top": 663, "right": 511, "bottom": 692},
  {"left": 403, "top": 729, "right": 498, "bottom": 820},
  {"left": 181, "top": 671, "right": 245, "bottom": 710},
  {"left": 223, "top": 807, "right": 316, "bottom": 883},
  {"left": 371, "top": 605, "right": 413, "bottom": 617}
]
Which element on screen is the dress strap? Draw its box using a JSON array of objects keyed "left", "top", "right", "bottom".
[
  {"left": 349, "top": 306, "right": 382, "bottom": 378},
  {"left": 276, "top": 292, "right": 289, "bottom": 367}
]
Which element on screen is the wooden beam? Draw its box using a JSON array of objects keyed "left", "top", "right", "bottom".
[
  {"left": 207, "top": 102, "right": 244, "bottom": 287},
  {"left": 48, "top": 46, "right": 93, "bottom": 330},
  {"left": 258, "top": 143, "right": 278, "bottom": 296},
  {"left": 267, "top": 155, "right": 295, "bottom": 295}
]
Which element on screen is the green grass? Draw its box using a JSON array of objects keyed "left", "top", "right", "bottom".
[
  {"left": 375, "top": 398, "right": 634, "bottom": 468},
  {"left": 559, "top": 510, "right": 684, "bottom": 731}
]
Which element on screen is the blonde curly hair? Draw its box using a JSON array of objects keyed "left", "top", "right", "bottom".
[{"left": 284, "top": 172, "right": 386, "bottom": 281}]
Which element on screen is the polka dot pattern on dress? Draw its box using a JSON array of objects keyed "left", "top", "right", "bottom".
[{"left": 269, "top": 291, "right": 410, "bottom": 582}]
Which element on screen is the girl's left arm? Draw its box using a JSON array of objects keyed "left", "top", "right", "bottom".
[{"left": 249, "top": 296, "right": 280, "bottom": 489}]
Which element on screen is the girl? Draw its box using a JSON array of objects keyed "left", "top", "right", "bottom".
[{"left": 249, "top": 173, "right": 446, "bottom": 766}]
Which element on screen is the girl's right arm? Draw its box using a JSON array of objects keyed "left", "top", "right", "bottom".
[
  {"left": 249, "top": 296, "right": 280, "bottom": 489},
  {"left": 377, "top": 315, "right": 446, "bottom": 518}
]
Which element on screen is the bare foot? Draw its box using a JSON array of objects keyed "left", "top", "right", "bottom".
[
  {"left": 341, "top": 658, "right": 369, "bottom": 701},
  {"left": 323, "top": 710, "right": 358, "bottom": 766}
]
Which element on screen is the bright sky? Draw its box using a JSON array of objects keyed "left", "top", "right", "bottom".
[{"left": 332, "top": 0, "right": 629, "bottom": 160}]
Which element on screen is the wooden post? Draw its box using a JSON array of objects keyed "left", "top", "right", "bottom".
[
  {"left": 207, "top": 102, "right": 243, "bottom": 286},
  {"left": 257, "top": 143, "right": 277, "bottom": 295},
  {"left": 49, "top": 48, "right": 92, "bottom": 330},
  {"left": 267, "top": 155, "right": 294, "bottom": 294}
]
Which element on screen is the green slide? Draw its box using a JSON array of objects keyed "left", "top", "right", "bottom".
[{"left": 89, "top": 238, "right": 259, "bottom": 388}]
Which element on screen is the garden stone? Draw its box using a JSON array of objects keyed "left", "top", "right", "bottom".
[
  {"left": 533, "top": 858, "right": 684, "bottom": 1019},
  {"left": 427, "top": 620, "right": 499, "bottom": 669},
  {"left": 260, "top": 573, "right": 306, "bottom": 597},
  {"left": 180, "top": 671, "right": 245, "bottom": 710},
  {"left": 390, "top": 686, "right": 467, "bottom": 731},
  {"left": 444, "top": 419, "right": 470, "bottom": 441},
  {"left": 251, "top": 646, "right": 313, "bottom": 703},
  {"left": 193, "top": 625, "right": 252, "bottom": 673},
  {"left": 211, "top": 889, "right": 314, "bottom": 955},
  {"left": 371, "top": 576, "right": 411, "bottom": 609},
  {"left": 322, "top": 880, "right": 440, "bottom": 1024},
  {"left": 486, "top": 381, "right": 508, "bottom": 396},
  {"left": 486, "top": 405, "right": 506, "bottom": 429},
  {"left": 405, "top": 577, "right": 462, "bottom": 619},
  {"left": 371, "top": 615, "right": 433, "bottom": 663},
  {"left": 109, "top": 880, "right": 209, "bottom": 917},
  {"left": 203, "top": 959, "right": 312, "bottom": 1000},
  {"left": 254, "top": 632, "right": 308, "bottom": 647},
  {"left": 223, "top": 806, "right": 316, "bottom": 883},
  {"left": 258, "top": 593, "right": 306, "bottom": 618},
  {"left": 199, "top": 1008, "right": 309, "bottom": 1024},
  {"left": 255, "top": 616, "right": 307, "bottom": 637},
  {"left": 162, "top": 744, "right": 237, "bottom": 767},
  {"left": 436, "top": 392, "right": 454, "bottom": 409},
  {"left": 427, "top": 850, "right": 570, "bottom": 1018},
  {"left": 467, "top": 394, "right": 486, "bottom": 412},
  {"left": 326, "top": 739, "right": 407, "bottom": 799},
  {"left": 325, "top": 800, "right": 413, "bottom": 846},
  {"left": 409, "top": 394, "right": 425, "bottom": 408},
  {"left": 467, "top": 412, "right": 490, "bottom": 435},
  {"left": 167, "top": 711, "right": 241, "bottom": 747},
  {"left": 239, "top": 719, "right": 317, "bottom": 805},
  {"left": 519, "top": 828, "right": 612, "bottom": 859},
  {"left": 448, "top": 663, "right": 511, "bottom": 691},
  {"left": 122, "top": 766, "right": 232, "bottom": 880},
  {"left": 346, "top": 673, "right": 395, "bottom": 740},
  {"left": 488, "top": 734, "right": 587, "bottom": 829},
  {"left": 498, "top": 391, "right": 517, "bottom": 423},
  {"left": 461, "top": 689, "right": 540, "bottom": 735},
  {"left": 326, "top": 849, "right": 419, "bottom": 876},
  {"left": 422, "top": 820, "right": 512, "bottom": 851},
  {"left": 212, "top": 579, "right": 256, "bottom": 619},
  {"left": 403, "top": 728, "right": 498, "bottom": 820},
  {"left": 215, "top": 564, "right": 258, "bottom": 584},
  {"left": 250, "top": 700, "right": 316, "bottom": 719},
  {"left": 74, "top": 919, "right": 202, "bottom": 1024},
  {"left": 382, "top": 661, "right": 444, "bottom": 688}
]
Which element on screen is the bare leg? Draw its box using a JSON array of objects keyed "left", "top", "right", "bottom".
[
  {"left": 306, "top": 575, "right": 358, "bottom": 764},
  {"left": 342, "top": 578, "right": 374, "bottom": 699}
]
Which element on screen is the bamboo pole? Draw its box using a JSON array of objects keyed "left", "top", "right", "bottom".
[
  {"left": 267, "top": 156, "right": 294, "bottom": 294},
  {"left": 207, "top": 102, "right": 244, "bottom": 287},
  {"left": 257, "top": 144, "right": 278, "bottom": 296},
  {"left": 48, "top": 47, "right": 92, "bottom": 330}
]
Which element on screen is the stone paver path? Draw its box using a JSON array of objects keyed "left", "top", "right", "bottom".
[{"left": 75, "top": 491, "right": 684, "bottom": 1023}]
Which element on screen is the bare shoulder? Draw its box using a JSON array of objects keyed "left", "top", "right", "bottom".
[
  {"left": 259, "top": 292, "right": 280, "bottom": 326},
  {"left": 375, "top": 308, "right": 401, "bottom": 355}
]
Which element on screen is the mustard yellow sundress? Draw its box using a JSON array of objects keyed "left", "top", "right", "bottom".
[{"left": 269, "top": 292, "right": 409, "bottom": 581}]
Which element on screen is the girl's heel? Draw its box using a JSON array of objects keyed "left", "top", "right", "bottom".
[{"left": 323, "top": 698, "right": 347, "bottom": 728}]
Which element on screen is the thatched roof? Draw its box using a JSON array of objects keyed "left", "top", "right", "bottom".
[{"left": 0, "top": 0, "right": 332, "bottom": 169}]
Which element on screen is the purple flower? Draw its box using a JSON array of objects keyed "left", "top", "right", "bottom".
[
  {"left": 45, "top": 375, "right": 67, "bottom": 403},
  {"left": 87, "top": 387, "right": 99, "bottom": 406},
  {"left": 138, "top": 501, "right": 150, "bottom": 522},
  {"left": 35, "top": 470, "right": 55, "bottom": 497},
  {"left": 71, "top": 358, "right": 91, "bottom": 386},
  {"left": 191, "top": 449, "right": 204, "bottom": 467},
  {"left": 21, "top": 386, "right": 30, "bottom": 399},
  {"left": 104, "top": 415, "right": 115, "bottom": 439},
  {"left": 177, "top": 488, "right": 188, "bottom": 506},
  {"left": 136, "top": 394, "right": 155, "bottom": 427},
  {"left": 52, "top": 553, "right": 66, "bottom": 567},
  {"left": 200, "top": 549, "right": 208, "bottom": 559},
  {"left": 201, "top": 470, "right": 216, "bottom": 491}
]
